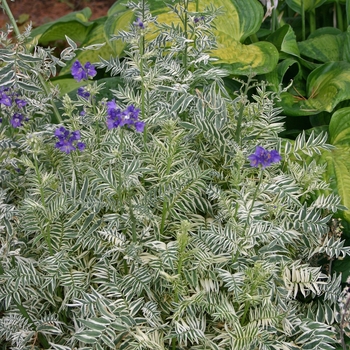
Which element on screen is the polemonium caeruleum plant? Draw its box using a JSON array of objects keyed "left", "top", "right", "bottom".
[{"left": 1, "top": 0, "right": 350, "bottom": 349}]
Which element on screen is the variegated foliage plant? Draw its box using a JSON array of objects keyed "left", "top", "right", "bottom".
[{"left": 1, "top": 0, "right": 350, "bottom": 349}]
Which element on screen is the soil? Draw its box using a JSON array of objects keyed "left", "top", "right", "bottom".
[{"left": 0, "top": 0, "right": 117, "bottom": 29}]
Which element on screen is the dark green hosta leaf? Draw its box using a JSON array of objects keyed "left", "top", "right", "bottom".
[
  {"left": 298, "top": 29, "right": 350, "bottom": 63},
  {"left": 285, "top": 0, "right": 328, "bottom": 12},
  {"left": 266, "top": 24, "right": 300, "bottom": 57},
  {"left": 278, "top": 61, "right": 350, "bottom": 116}
]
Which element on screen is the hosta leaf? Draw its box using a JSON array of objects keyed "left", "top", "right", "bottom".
[
  {"left": 316, "top": 107, "right": 350, "bottom": 220},
  {"left": 266, "top": 24, "right": 300, "bottom": 57},
  {"left": 29, "top": 8, "right": 93, "bottom": 44},
  {"left": 298, "top": 31, "right": 344, "bottom": 63},
  {"left": 285, "top": 0, "right": 328, "bottom": 12},
  {"left": 108, "top": 0, "right": 278, "bottom": 75},
  {"left": 305, "top": 61, "right": 350, "bottom": 112},
  {"left": 59, "top": 19, "right": 115, "bottom": 75},
  {"left": 279, "top": 61, "right": 350, "bottom": 116}
]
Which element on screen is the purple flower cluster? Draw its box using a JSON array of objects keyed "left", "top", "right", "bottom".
[
  {"left": 106, "top": 100, "right": 145, "bottom": 132},
  {"left": 77, "top": 87, "right": 90, "bottom": 99},
  {"left": 194, "top": 16, "right": 205, "bottom": 23},
  {"left": 0, "top": 87, "right": 27, "bottom": 128},
  {"left": 133, "top": 17, "right": 145, "bottom": 29},
  {"left": 71, "top": 60, "right": 97, "bottom": 82},
  {"left": 54, "top": 126, "right": 86, "bottom": 154},
  {"left": 248, "top": 146, "right": 281, "bottom": 168}
]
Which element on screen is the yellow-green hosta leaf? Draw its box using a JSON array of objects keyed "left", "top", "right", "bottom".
[
  {"left": 329, "top": 107, "right": 350, "bottom": 146},
  {"left": 59, "top": 20, "right": 115, "bottom": 76},
  {"left": 316, "top": 108, "right": 350, "bottom": 221},
  {"left": 213, "top": 40, "right": 278, "bottom": 75},
  {"left": 29, "top": 8, "right": 93, "bottom": 44},
  {"left": 285, "top": 0, "right": 328, "bottom": 12},
  {"left": 104, "top": 9, "right": 135, "bottom": 58},
  {"left": 108, "top": 0, "right": 278, "bottom": 75},
  {"left": 321, "top": 147, "right": 350, "bottom": 221}
]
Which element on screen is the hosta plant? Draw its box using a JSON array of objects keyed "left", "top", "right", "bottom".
[{"left": 1, "top": 0, "right": 350, "bottom": 349}]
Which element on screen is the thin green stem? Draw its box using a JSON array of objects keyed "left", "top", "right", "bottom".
[
  {"left": 336, "top": 0, "right": 344, "bottom": 31},
  {"left": 70, "top": 153, "right": 81, "bottom": 191},
  {"left": 243, "top": 168, "right": 264, "bottom": 233},
  {"left": 129, "top": 197, "right": 137, "bottom": 243},
  {"left": 33, "top": 157, "right": 53, "bottom": 255},
  {"left": 241, "top": 300, "right": 250, "bottom": 325},
  {"left": 160, "top": 152, "right": 173, "bottom": 235},
  {"left": 183, "top": 0, "right": 189, "bottom": 74},
  {"left": 309, "top": 8, "right": 316, "bottom": 34},
  {"left": 38, "top": 75, "right": 63, "bottom": 123},
  {"left": 301, "top": 0, "right": 306, "bottom": 41},
  {"left": 272, "top": 5, "right": 277, "bottom": 32},
  {"left": 1, "top": 0, "right": 20, "bottom": 37}
]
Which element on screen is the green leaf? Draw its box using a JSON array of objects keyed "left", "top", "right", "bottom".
[
  {"left": 266, "top": 24, "right": 300, "bottom": 57},
  {"left": 298, "top": 31, "right": 344, "bottom": 62},
  {"left": 316, "top": 107, "right": 350, "bottom": 221},
  {"left": 108, "top": 0, "right": 279, "bottom": 75},
  {"left": 74, "top": 330, "right": 101, "bottom": 344},
  {"left": 59, "top": 19, "right": 115, "bottom": 76},
  {"left": 285, "top": 0, "right": 328, "bottom": 12},
  {"left": 279, "top": 61, "right": 350, "bottom": 116},
  {"left": 29, "top": 8, "right": 93, "bottom": 44},
  {"left": 79, "top": 317, "right": 111, "bottom": 331},
  {"left": 206, "top": 0, "right": 279, "bottom": 74}
]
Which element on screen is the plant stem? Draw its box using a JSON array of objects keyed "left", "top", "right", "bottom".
[
  {"left": 33, "top": 157, "right": 53, "bottom": 255},
  {"left": 243, "top": 168, "right": 264, "bottom": 233},
  {"left": 309, "top": 7, "right": 316, "bottom": 34},
  {"left": 336, "top": 0, "right": 344, "bottom": 31},
  {"left": 183, "top": 0, "right": 189, "bottom": 74},
  {"left": 301, "top": 0, "right": 305, "bottom": 41},
  {"left": 1, "top": 0, "right": 20, "bottom": 37},
  {"left": 38, "top": 75, "right": 63, "bottom": 124},
  {"left": 160, "top": 149, "right": 173, "bottom": 235}
]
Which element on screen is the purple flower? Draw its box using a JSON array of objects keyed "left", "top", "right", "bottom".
[
  {"left": 70, "top": 130, "right": 81, "bottom": 141},
  {"left": 15, "top": 98, "right": 27, "bottom": 108},
  {"left": 194, "top": 16, "right": 205, "bottom": 23},
  {"left": 248, "top": 146, "right": 281, "bottom": 168},
  {"left": 133, "top": 17, "right": 145, "bottom": 29},
  {"left": 54, "top": 126, "right": 85, "bottom": 154},
  {"left": 71, "top": 61, "right": 87, "bottom": 82},
  {"left": 77, "top": 142, "right": 86, "bottom": 151},
  {"left": 54, "top": 126, "right": 70, "bottom": 140},
  {"left": 77, "top": 87, "right": 90, "bottom": 99},
  {"left": 106, "top": 102, "right": 145, "bottom": 132},
  {"left": 0, "top": 92, "right": 12, "bottom": 106},
  {"left": 55, "top": 139, "right": 76, "bottom": 154},
  {"left": 134, "top": 121, "right": 145, "bottom": 132},
  {"left": 84, "top": 62, "right": 97, "bottom": 78},
  {"left": 10, "top": 113, "right": 24, "bottom": 127},
  {"left": 71, "top": 60, "right": 97, "bottom": 82}
]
